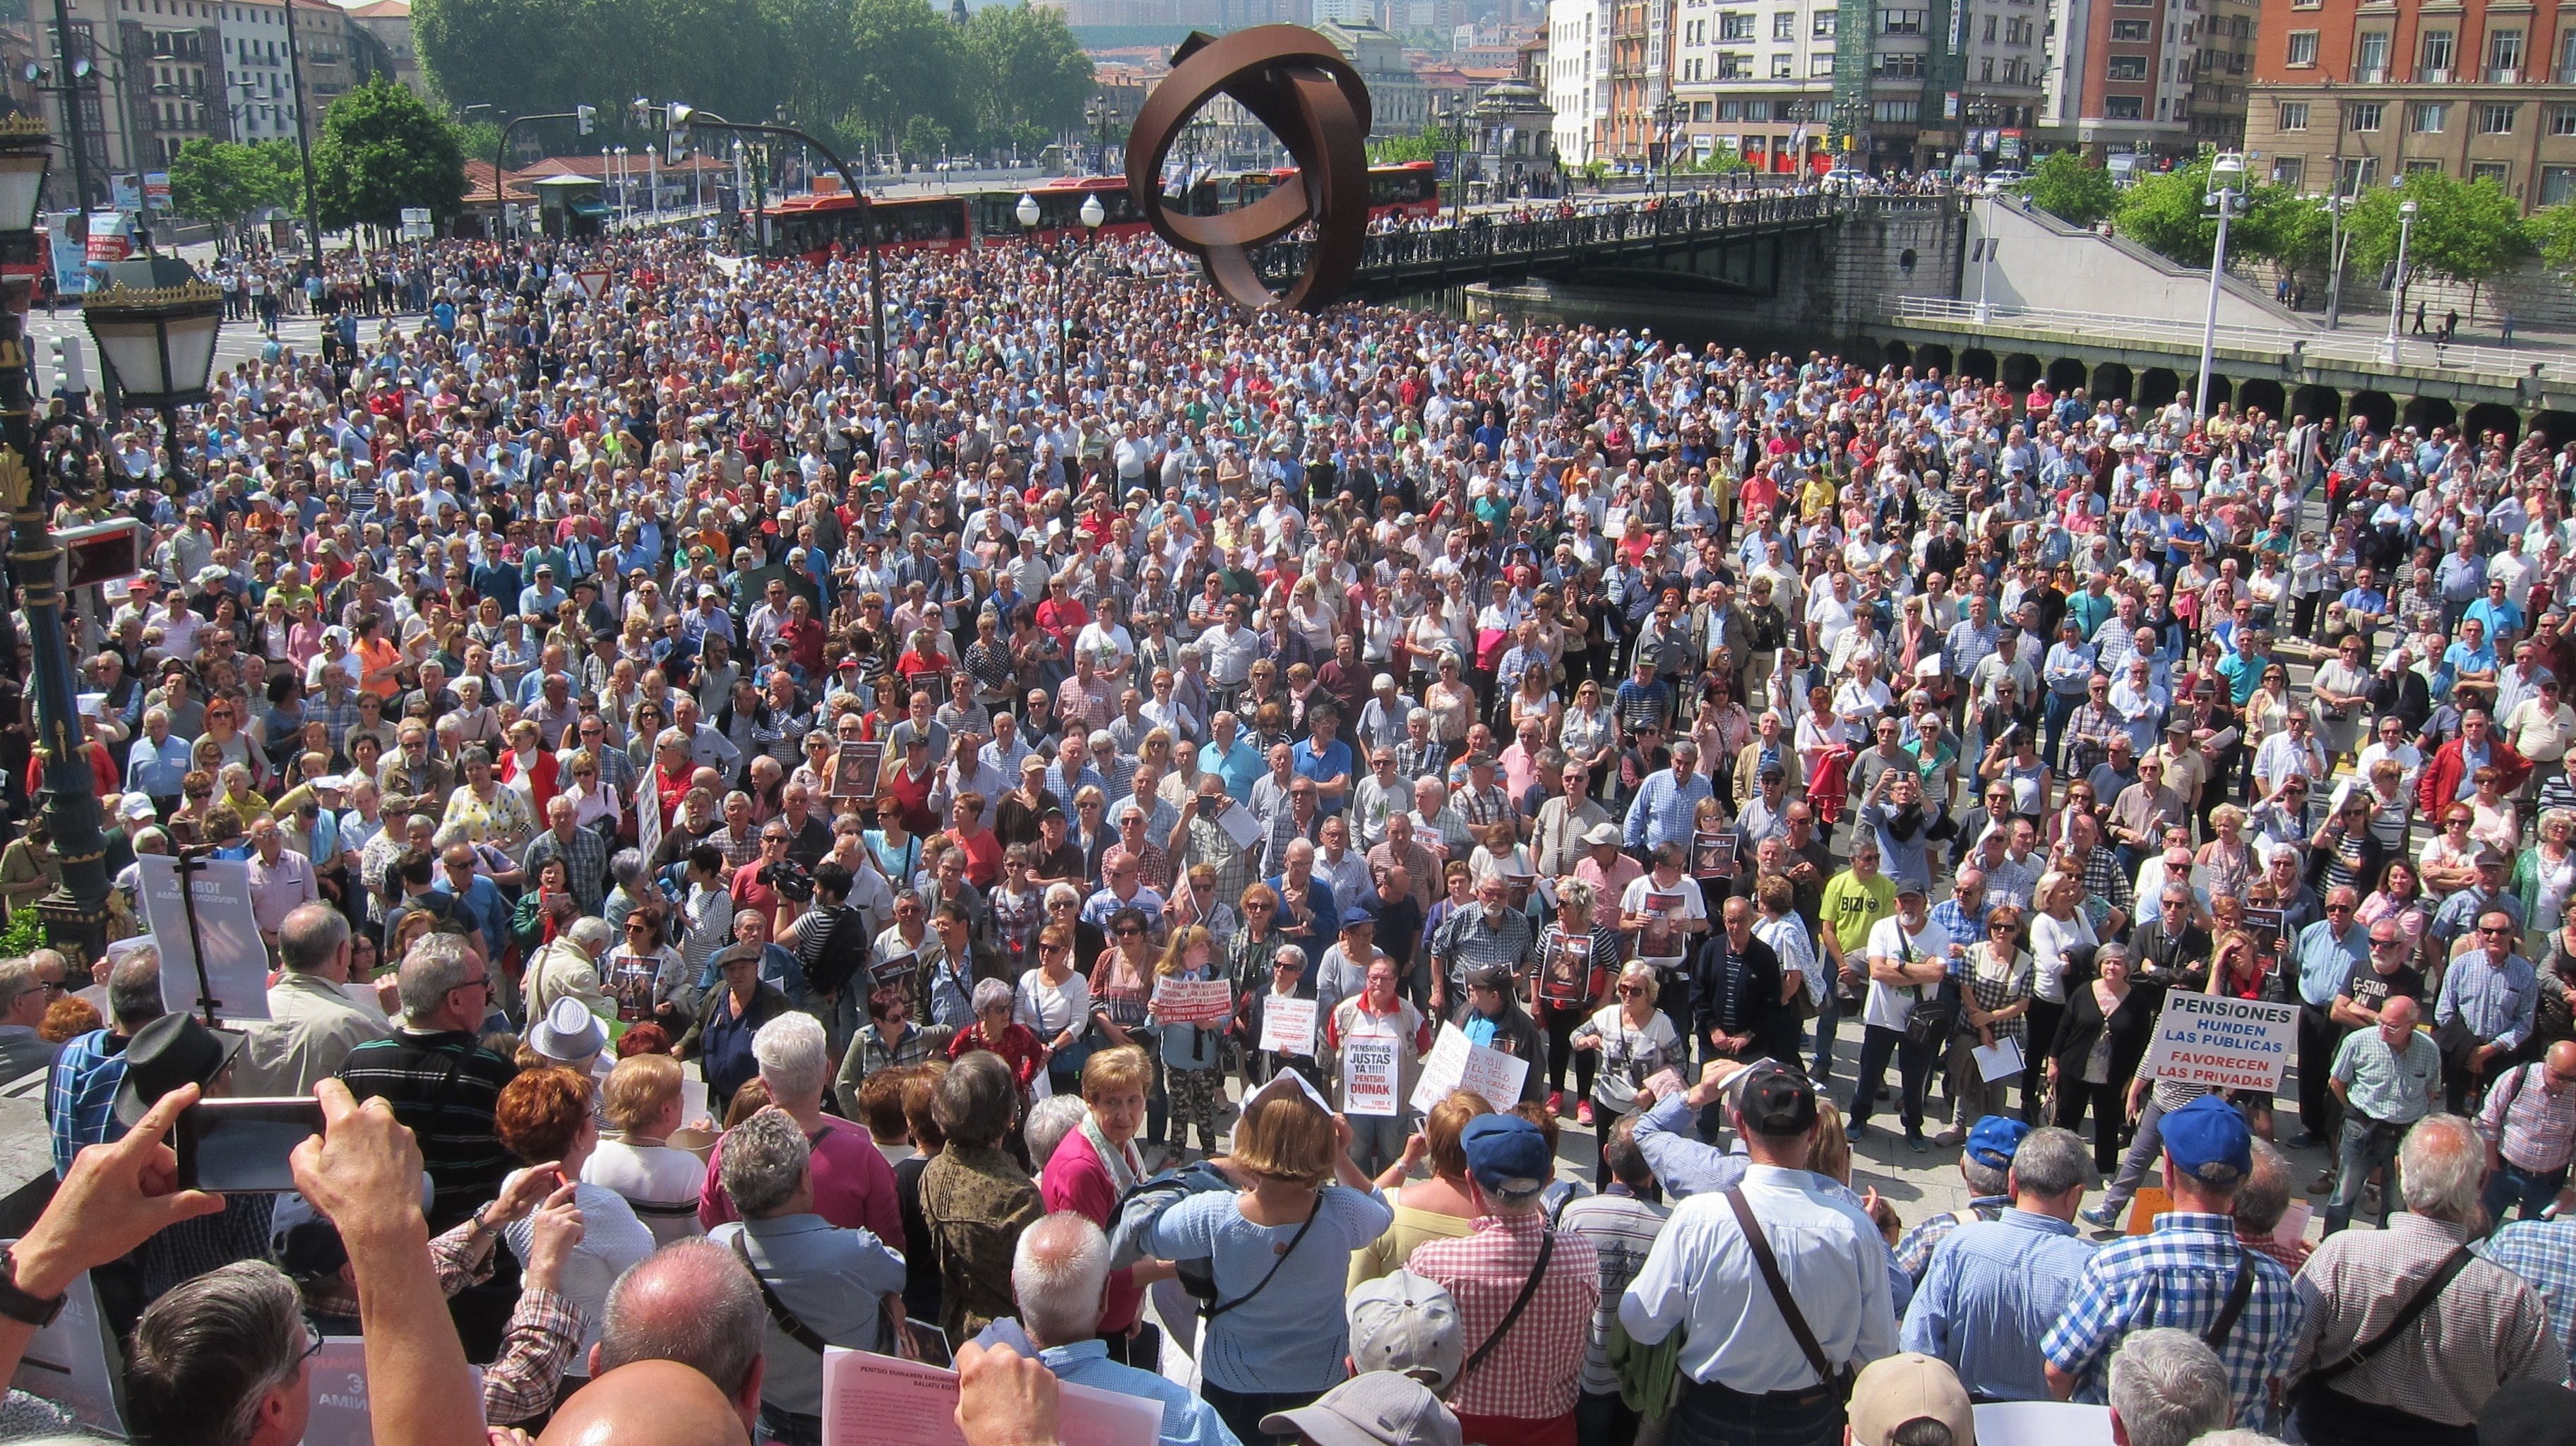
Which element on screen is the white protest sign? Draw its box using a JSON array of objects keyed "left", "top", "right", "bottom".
[
  {"left": 1971, "top": 1402, "right": 2113, "bottom": 1446},
  {"left": 138, "top": 853, "right": 272, "bottom": 1021},
  {"left": 1342, "top": 1037, "right": 1400, "bottom": 1116},
  {"left": 300, "top": 1339, "right": 484, "bottom": 1446},
  {"left": 1259, "top": 997, "right": 1318, "bottom": 1057},
  {"left": 1153, "top": 976, "right": 1232, "bottom": 1025},
  {"left": 2139, "top": 990, "right": 2297, "bottom": 1093},
  {"left": 1409, "top": 1022, "right": 1530, "bottom": 1113},
  {"left": 4, "top": 1254, "right": 120, "bottom": 1435},
  {"left": 821, "top": 1344, "right": 1162, "bottom": 1446},
  {"left": 1215, "top": 797, "right": 1263, "bottom": 852},
  {"left": 1970, "top": 1036, "right": 2024, "bottom": 1082}
]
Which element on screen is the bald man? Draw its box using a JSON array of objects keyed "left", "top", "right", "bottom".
[
  {"left": 540, "top": 1361, "right": 749, "bottom": 1446},
  {"left": 592, "top": 1240, "right": 768, "bottom": 1438},
  {"left": 2479, "top": 1039, "right": 2576, "bottom": 1224}
]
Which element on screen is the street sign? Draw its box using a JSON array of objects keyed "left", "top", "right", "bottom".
[
  {"left": 573, "top": 268, "right": 610, "bottom": 300},
  {"left": 399, "top": 206, "right": 432, "bottom": 240}
]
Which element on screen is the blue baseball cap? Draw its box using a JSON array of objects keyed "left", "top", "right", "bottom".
[
  {"left": 1459, "top": 1115, "right": 1551, "bottom": 1200},
  {"left": 1964, "top": 1115, "right": 2031, "bottom": 1171},
  {"left": 2161, "top": 1095, "right": 2253, "bottom": 1184}
]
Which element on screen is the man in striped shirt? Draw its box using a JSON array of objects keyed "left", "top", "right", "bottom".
[{"left": 2477, "top": 1040, "right": 2576, "bottom": 1224}]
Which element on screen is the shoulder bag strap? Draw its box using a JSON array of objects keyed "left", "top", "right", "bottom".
[
  {"left": 1457, "top": 1229, "right": 1557, "bottom": 1383},
  {"left": 728, "top": 1231, "right": 833, "bottom": 1355},
  {"left": 2203, "top": 1248, "right": 2256, "bottom": 1350},
  {"left": 1723, "top": 1187, "right": 1839, "bottom": 1388},
  {"left": 2310, "top": 1245, "right": 2476, "bottom": 1387},
  {"left": 1202, "top": 1190, "right": 1325, "bottom": 1321}
]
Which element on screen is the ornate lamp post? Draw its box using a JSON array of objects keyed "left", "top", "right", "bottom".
[{"left": 0, "top": 114, "right": 217, "bottom": 962}]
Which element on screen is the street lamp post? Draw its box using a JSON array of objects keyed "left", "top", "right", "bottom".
[
  {"left": 2323, "top": 189, "right": 2354, "bottom": 329},
  {"left": 1018, "top": 190, "right": 1102, "bottom": 395},
  {"left": 1085, "top": 98, "right": 1115, "bottom": 174},
  {"left": 1974, "top": 185, "right": 1996, "bottom": 323},
  {"left": 672, "top": 105, "right": 889, "bottom": 405},
  {"left": 2384, "top": 197, "right": 2418, "bottom": 368},
  {"left": 2193, "top": 151, "right": 2245, "bottom": 423},
  {"left": 1654, "top": 95, "right": 1687, "bottom": 200},
  {"left": 0, "top": 116, "right": 218, "bottom": 966}
]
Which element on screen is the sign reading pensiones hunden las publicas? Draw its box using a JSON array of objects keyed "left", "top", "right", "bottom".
[{"left": 2138, "top": 991, "right": 2298, "bottom": 1094}]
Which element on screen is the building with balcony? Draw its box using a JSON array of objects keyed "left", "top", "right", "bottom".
[
  {"left": 117, "top": 16, "right": 218, "bottom": 167},
  {"left": 2240, "top": 0, "right": 2576, "bottom": 207},
  {"left": 1319, "top": 20, "right": 1431, "bottom": 135},
  {"left": 1601, "top": 0, "right": 1672, "bottom": 160},
  {"left": 1544, "top": 0, "right": 1614, "bottom": 160},
  {"left": 2037, "top": 0, "right": 2205, "bottom": 157}
]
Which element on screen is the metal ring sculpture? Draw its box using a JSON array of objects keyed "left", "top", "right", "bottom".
[{"left": 1124, "top": 25, "right": 1373, "bottom": 313}]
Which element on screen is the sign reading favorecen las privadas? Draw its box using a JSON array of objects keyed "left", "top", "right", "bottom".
[{"left": 2138, "top": 991, "right": 2298, "bottom": 1094}]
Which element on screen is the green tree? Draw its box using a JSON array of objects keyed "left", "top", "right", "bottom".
[
  {"left": 962, "top": 4, "right": 1092, "bottom": 150},
  {"left": 2017, "top": 150, "right": 2116, "bottom": 227},
  {"left": 2236, "top": 188, "right": 2331, "bottom": 287},
  {"left": 2346, "top": 170, "right": 2529, "bottom": 312},
  {"left": 166, "top": 138, "right": 292, "bottom": 232},
  {"left": 2535, "top": 203, "right": 2576, "bottom": 275},
  {"left": 2112, "top": 154, "right": 2221, "bottom": 265},
  {"left": 311, "top": 77, "right": 468, "bottom": 230},
  {"left": 847, "top": 0, "right": 973, "bottom": 161}
]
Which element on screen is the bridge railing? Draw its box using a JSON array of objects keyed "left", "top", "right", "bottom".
[
  {"left": 1254, "top": 191, "right": 1844, "bottom": 284},
  {"left": 1892, "top": 295, "right": 2576, "bottom": 386}
]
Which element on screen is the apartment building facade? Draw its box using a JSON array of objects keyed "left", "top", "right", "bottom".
[
  {"left": 2039, "top": 0, "right": 2206, "bottom": 155},
  {"left": 1544, "top": 0, "right": 1614, "bottom": 160},
  {"left": 2240, "top": 0, "right": 2576, "bottom": 206}
]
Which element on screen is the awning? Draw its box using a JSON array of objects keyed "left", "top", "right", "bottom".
[{"left": 566, "top": 196, "right": 609, "bottom": 217}]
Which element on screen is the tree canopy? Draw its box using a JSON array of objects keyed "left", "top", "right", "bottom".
[
  {"left": 2344, "top": 170, "right": 2529, "bottom": 286},
  {"left": 166, "top": 138, "right": 301, "bottom": 230},
  {"left": 311, "top": 78, "right": 469, "bottom": 229},
  {"left": 412, "top": 0, "right": 1092, "bottom": 162},
  {"left": 2016, "top": 151, "right": 2116, "bottom": 227}
]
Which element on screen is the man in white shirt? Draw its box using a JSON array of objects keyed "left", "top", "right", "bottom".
[
  {"left": 235, "top": 904, "right": 393, "bottom": 1096},
  {"left": 1621, "top": 1060, "right": 1899, "bottom": 1445},
  {"left": 1852, "top": 881, "right": 1952, "bottom": 1152}
]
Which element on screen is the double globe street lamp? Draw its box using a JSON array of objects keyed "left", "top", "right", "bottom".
[
  {"left": 1017, "top": 190, "right": 1104, "bottom": 394},
  {"left": 0, "top": 112, "right": 220, "bottom": 962}
]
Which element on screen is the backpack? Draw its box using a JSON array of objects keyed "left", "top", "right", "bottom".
[
  {"left": 797, "top": 903, "right": 869, "bottom": 997},
  {"left": 1105, "top": 1161, "right": 1241, "bottom": 1306}
]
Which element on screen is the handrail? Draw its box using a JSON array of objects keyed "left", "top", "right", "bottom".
[
  {"left": 1254, "top": 191, "right": 1845, "bottom": 285},
  {"left": 1889, "top": 295, "right": 2576, "bottom": 383}
]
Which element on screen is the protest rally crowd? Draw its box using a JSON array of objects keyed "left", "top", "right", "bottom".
[{"left": 6, "top": 215, "right": 2576, "bottom": 1446}]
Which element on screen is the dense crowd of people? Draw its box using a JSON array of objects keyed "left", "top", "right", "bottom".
[{"left": 4, "top": 211, "right": 2576, "bottom": 1446}]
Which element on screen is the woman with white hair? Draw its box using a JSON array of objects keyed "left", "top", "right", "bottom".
[
  {"left": 1572, "top": 960, "right": 1680, "bottom": 1187},
  {"left": 701, "top": 1012, "right": 907, "bottom": 1245},
  {"left": 947, "top": 974, "right": 1049, "bottom": 1099}
]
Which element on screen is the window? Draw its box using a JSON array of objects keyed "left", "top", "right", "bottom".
[
  {"left": 1771, "top": 52, "right": 1794, "bottom": 74},
  {"left": 2106, "top": 54, "right": 2148, "bottom": 78},
  {"left": 1719, "top": 11, "right": 1753, "bottom": 38},
  {"left": 2543, "top": 165, "right": 2576, "bottom": 205},
  {"left": 1748, "top": 98, "right": 1770, "bottom": 119},
  {"left": 2277, "top": 100, "right": 2309, "bottom": 129},
  {"left": 2354, "top": 30, "right": 2387, "bottom": 76},
  {"left": 2471, "top": 162, "right": 2510, "bottom": 185},
  {"left": 2560, "top": 28, "right": 2576, "bottom": 82},
  {"left": 2337, "top": 156, "right": 2378, "bottom": 191},
  {"left": 1717, "top": 50, "right": 1748, "bottom": 75},
  {"left": 1872, "top": 97, "right": 1919, "bottom": 121},
  {"left": 1693, "top": 100, "right": 1714, "bottom": 120},
  {"left": 2284, "top": 29, "right": 2317, "bottom": 65},
  {"left": 1878, "top": 8, "right": 1924, "bottom": 32},
  {"left": 2419, "top": 28, "right": 2452, "bottom": 76},
  {"left": 2271, "top": 156, "right": 2305, "bottom": 185},
  {"left": 1876, "top": 50, "right": 1926, "bottom": 75},
  {"left": 1813, "top": 11, "right": 1835, "bottom": 35},
  {"left": 1983, "top": 14, "right": 1996, "bottom": 39},
  {"left": 2104, "top": 95, "right": 2143, "bottom": 117},
  {"left": 2346, "top": 100, "right": 2383, "bottom": 131},
  {"left": 2553, "top": 104, "right": 2576, "bottom": 136},
  {"left": 2486, "top": 27, "right": 2523, "bottom": 79},
  {"left": 2110, "top": 18, "right": 2149, "bottom": 38},
  {"left": 2403, "top": 157, "right": 2444, "bottom": 176},
  {"left": 1719, "top": 98, "right": 1743, "bottom": 119},
  {"left": 1774, "top": 11, "right": 1793, "bottom": 38},
  {"left": 2479, "top": 101, "right": 2516, "bottom": 132},
  {"left": 1809, "top": 52, "right": 1835, "bottom": 73},
  {"left": 2409, "top": 100, "right": 2446, "bottom": 132}
]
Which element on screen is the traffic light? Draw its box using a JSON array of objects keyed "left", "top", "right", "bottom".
[
  {"left": 576, "top": 104, "right": 597, "bottom": 136},
  {"left": 667, "top": 102, "right": 693, "bottom": 163}
]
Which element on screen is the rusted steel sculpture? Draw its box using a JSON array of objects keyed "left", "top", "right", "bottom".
[{"left": 1123, "top": 25, "right": 1373, "bottom": 313}]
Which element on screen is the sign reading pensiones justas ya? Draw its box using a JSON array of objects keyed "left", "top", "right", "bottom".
[{"left": 2138, "top": 991, "right": 2298, "bottom": 1094}]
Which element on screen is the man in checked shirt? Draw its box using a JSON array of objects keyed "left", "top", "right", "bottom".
[{"left": 1406, "top": 1113, "right": 1599, "bottom": 1446}]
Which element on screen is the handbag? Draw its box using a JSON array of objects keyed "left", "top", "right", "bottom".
[{"left": 1898, "top": 936, "right": 1959, "bottom": 1048}]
